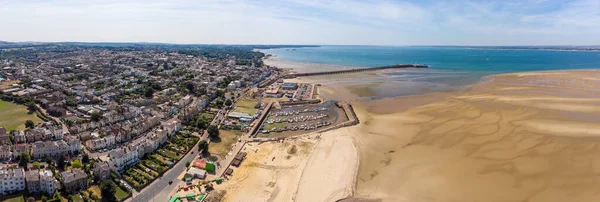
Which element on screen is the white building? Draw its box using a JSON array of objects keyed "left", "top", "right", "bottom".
[
  {"left": 0, "top": 167, "right": 25, "bottom": 195},
  {"left": 64, "top": 136, "right": 81, "bottom": 154},
  {"left": 109, "top": 147, "right": 139, "bottom": 173},
  {"left": 227, "top": 82, "right": 236, "bottom": 90},
  {"left": 0, "top": 146, "right": 10, "bottom": 160},
  {"left": 161, "top": 118, "right": 182, "bottom": 136},
  {"left": 85, "top": 135, "right": 116, "bottom": 151}
]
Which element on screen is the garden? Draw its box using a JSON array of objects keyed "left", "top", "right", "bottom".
[{"left": 123, "top": 131, "right": 199, "bottom": 190}]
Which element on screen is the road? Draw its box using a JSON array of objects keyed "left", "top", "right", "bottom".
[
  {"left": 130, "top": 140, "right": 200, "bottom": 202},
  {"left": 129, "top": 108, "right": 225, "bottom": 202}
]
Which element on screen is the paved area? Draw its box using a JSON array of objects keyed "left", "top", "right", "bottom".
[
  {"left": 129, "top": 141, "right": 200, "bottom": 202},
  {"left": 129, "top": 107, "right": 225, "bottom": 201}
]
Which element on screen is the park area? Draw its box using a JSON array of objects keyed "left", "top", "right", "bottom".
[
  {"left": 232, "top": 99, "right": 259, "bottom": 115},
  {"left": 208, "top": 129, "right": 242, "bottom": 158},
  {"left": 0, "top": 100, "right": 43, "bottom": 131},
  {"left": 81, "top": 182, "right": 130, "bottom": 201},
  {"left": 124, "top": 132, "right": 199, "bottom": 190}
]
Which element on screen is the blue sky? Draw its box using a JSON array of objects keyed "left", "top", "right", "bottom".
[{"left": 1, "top": 0, "right": 599, "bottom": 45}]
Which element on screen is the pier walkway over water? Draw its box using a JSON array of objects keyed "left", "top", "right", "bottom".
[{"left": 282, "top": 64, "right": 427, "bottom": 78}]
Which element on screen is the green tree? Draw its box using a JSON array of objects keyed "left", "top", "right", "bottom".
[
  {"left": 32, "top": 161, "right": 41, "bottom": 169},
  {"left": 100, "top": 180, "right": 117, "bottom": 202},
  {"left": 19, "top": 152, "right": 30, "bottom": 168},
  {"left": 26, "top": 101, "right": 37, "bottom": 111},
  {"left": 58, "top": 154, "right": 67, "bottom": 169},
  {"left": 224, "top": 99, "right": 233, "bottom": 106},
  {"left": 216, "top": 89, "right": 225, "bottom": 98},
  {"left": 91, "top": 110, "right": 102, "bottom": 122},
  {"left": 198, "top": 140, "right": 209, "bottom": 154},
  {"left": 72, "top": 159, "right": 82, "bottom": 169},
  {"left": 44, "top": 156, "right": 52, "bottom": 165},
  {"left": 143, "top": 87, "right": 154, "bottom": 98},
  {"left": 25, "top": 120, "right": 35, "bottom": 129},
  {"left": 185, "top": 161, "right": 191, "bottom": 167},
  {"left": 208, "top": 125, "right": 219, "bottom": 139}
]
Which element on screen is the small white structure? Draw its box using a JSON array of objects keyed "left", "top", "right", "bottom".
[{"left": 187, "top": 167, "right": 207, "bottom": 179}]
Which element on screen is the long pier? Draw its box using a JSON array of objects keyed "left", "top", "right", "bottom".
[{"left": 282, "top": 64, "right": 427, "bottom": 78}]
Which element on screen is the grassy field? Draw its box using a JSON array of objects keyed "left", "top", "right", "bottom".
[
  {"left": 209, "top": 130, "right": 242, "bottom": 158},
  {"left": 0, "top": 194, "right": 24, "bottom": 202},
  {"left": 264, "top": 122, "right": 286, "bottom": 131},
  {"left": 233, "top": 99, "right": 259, "bottom": 115},
  {"left": 71, "top": 195, "right": 83, "bottom": 202},
  {"left": 115, "top": 186, "right": 129, "bottom": 200},
  {"left": 86, "top": 185, "right": 102, "bottom": 198},
  {"left": 0, "top": 100, "right": 43, "bottom": 131},
  {"left": 198, "top": 113, "right": 215, "bottom": 121}
]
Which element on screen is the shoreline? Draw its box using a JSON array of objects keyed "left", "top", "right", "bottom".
[{"left": 224, "top": 54, "right": 600, "bottom": 202}]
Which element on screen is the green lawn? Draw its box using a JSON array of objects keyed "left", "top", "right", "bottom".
[
  {"left": 115, "top": 186, "right": 129, "bottom": 200},
  {"left": 0, "top": 194, "right": 24, "bottom": 202},
  {"left": 264, "top": 122, "right": 286, "bottom": 131},
  {"left": 233, "top": 99, "right": 259, "bottom": 115},
  {"left": 71, "top": 195, "right": 83, "bottom": 202},
  {"left": 209, "top": 130, "right": 241, "bottom": 158},
  {"left": 0, "top": 100, "right": 43, "bottom": 131}
]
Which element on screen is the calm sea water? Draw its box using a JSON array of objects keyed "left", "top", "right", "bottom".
[{"left": 262, "top": 46, "right": 600, "bottom": 97}]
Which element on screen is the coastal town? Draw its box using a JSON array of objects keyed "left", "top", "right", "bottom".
[{"left": 0, "top": 43, "right": 358, "bottom": 202}]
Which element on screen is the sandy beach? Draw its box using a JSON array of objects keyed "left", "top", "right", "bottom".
[
  {"left": 218, "top": 58, "right": 600, "bottom": 202},
  {"left": 218, "top": 128, "right": 359, "bottom": 202}
]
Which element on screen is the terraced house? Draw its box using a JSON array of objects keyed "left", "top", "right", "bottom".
[
  {"left": 0, "top": 167, "right": 25, "bottom": 195},
  {"left": 60, "top": 169, "right": 88, "bottom": 193},
  {"left": 109, "top": 147, "right": 139, "bottom": 173},
  {"left": 25, "top": 169, "right": 58, "bottom": 195}
]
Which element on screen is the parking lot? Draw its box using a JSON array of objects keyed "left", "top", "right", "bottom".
[{"left": 257, "top": 101, "right": 348, "bottom": 138}]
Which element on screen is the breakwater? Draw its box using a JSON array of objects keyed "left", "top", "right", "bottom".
[{"left": 282, "top": 64, "right": 427, "bottom": 78}]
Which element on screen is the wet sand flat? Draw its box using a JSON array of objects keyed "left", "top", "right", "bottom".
[{"left": 348, "top": 70, "right": 600, "bottom": 202}]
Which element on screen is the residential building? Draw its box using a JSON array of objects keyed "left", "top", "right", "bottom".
[
  {"left": 64, "top": 135, "right": 81, "bottom": 154},
  {"left": 92, "top": 162, "right": 111, "bottom": 181},
  {"left": 0, "top": 127, "right": 9, "bottom": 145},
  {"left": 31, "top": 140, "right": 69, "bottom": 159},
  {"left": 85, "top": 135, "right": 116, "bottom": 151},
  {"left": 60, "top": 169, "right": 87, "bottom": 193},
  {"left": 108, "top": 147, "right": 138, "bottom": 173},
  {"left": 161, "top": 118, "right": 181, "bottom": 136},
  {"left": 0, "top": 167, "right": 25, "bottom": 195},
  {"left": 13, "top": 131, "right": 26, "bottom": 144},
  {"left": 12, "top": 144, "right": 29, "bottom": 159},
  {"left": 25, "top": 169, "right": 57, "bottom": 195},
  {"left": 0, "top": 146, "right": 10, "bottom": 160}
]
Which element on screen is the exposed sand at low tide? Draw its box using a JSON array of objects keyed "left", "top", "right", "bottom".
[
  {"left": 257, "top": 58, "right": 600, "bottom": 202},
  {"left": 348, "top": 70, "right": 600, "bottom": 202}
]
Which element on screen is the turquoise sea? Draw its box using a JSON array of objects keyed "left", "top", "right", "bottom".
[{"left": 262, "top": 46, "right": 600, "bottom": 97}]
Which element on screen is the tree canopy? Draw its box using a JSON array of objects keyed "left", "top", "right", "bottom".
[
  {"left": 100, "top": 180, "right": 117, "bottom": 202},
  {"left": 25, "top": 120, "right": 35, "bottom": 129},
  {"left": 91, "top": 110, "right": 102, "bottom": 122},
  {"left": 19, "top": 152, "right": 30, "bottom": 168},
  {"left": 208, "top": 125, "right": 219, "bottom": 139}
]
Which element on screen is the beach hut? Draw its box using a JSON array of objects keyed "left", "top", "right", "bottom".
[
  {"left": 205, "top": 162, "right": 216, "bottom": 172},
  {"left": 193, "top": 159, "right": 207, "bottom": 169},
  {"left": 186, "top": 194, "right": 196, "bottom": 200},
  {"left": 187, "top": 167, "right": 207, "bottom": 179},
  {"left": 169, "top": 195, "right": 180, "bottom": 202}
]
